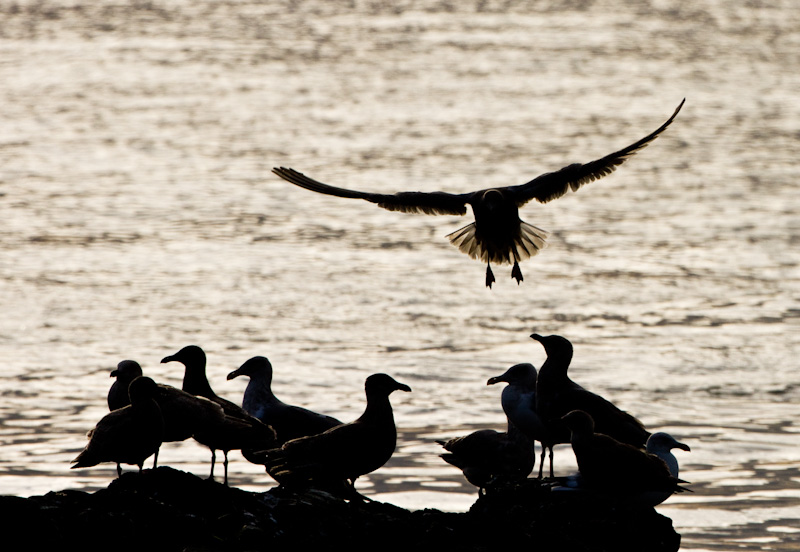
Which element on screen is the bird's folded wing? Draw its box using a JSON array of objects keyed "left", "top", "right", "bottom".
[
  {"left": 273, "top": 167, "right": 469, "bottom": 216},
  {"left": 509, "top": 98, "right": 685, "bottom": 205}
]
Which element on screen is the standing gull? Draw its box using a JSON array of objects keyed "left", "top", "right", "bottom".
[
  {"left": 437, "top": 418, "right": 534, "bottom": 496},
  {"left": 643, "top": 432, "right": 692, "bottom": 505},
  {"left": 487, "top": 362, "right": 551, "bottom": 478},
  {"left": 226, "top": 356, "right": 342, "bottom": 445},
  {"left": 561, "top": 410, "right": 689, "bottom": 500},
  {"left": 72, "top": 376, "right": 164, "bottom": 477},
  {"left": 262, "top": 373, "right": 411, "bottom": 500},
  {"left": 530, "top": 333, "right": 650, "bottom": 477},
  {"left": 108, "top": 359, "right": 254, "bottom": 478},
  {"left": 161, "top": 345, "right": 276, "bottom": 485},
  {"left": 273, "top": 100, "right": 684, "bottom": 287}
]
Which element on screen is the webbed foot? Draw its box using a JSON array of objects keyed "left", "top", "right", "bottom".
[
  {"left": 486, "top": 264, "right": 496, "bottom": 288},
  {"left": 511, "top": 261, "right": 523, "bottom": 284}
]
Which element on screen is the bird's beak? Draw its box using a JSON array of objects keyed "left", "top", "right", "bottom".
[
  {"left": 487, "top": 375, "right": 504, "bottom": 386},
  {"left": 397, "top": 383, "right": 412, "bottom": 393},
  {"left": 226, "top": 368, "right": 242, "bottom": 381},
  {"left": 676, "top": 441, "right": 691, "bottom": 452},
  {"left": 530, "top": 333, "right": 543, "bottom": 342},
  {"left": 160, "top": 354, "right": 175, "bottom": 364},
  {"left": 109, "top": 369, "right": 118, "bottom": 378}
]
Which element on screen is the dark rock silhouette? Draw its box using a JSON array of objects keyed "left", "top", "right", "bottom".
[{"left": 1, "top": 468, "right": 681, "bottom": 551}]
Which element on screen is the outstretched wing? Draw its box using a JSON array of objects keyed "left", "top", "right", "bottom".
[
  {"left": 273, "top": 167, "right": 471, "bottom": 216},
  {"left": 507, "top": 99, "right": 685, "bottom": 206}
]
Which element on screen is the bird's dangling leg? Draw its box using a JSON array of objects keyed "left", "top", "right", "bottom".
[
  {"left": 511, "top": 246, "right": 523, "bottom": 284},
  {"left": 511, "top": 261, "right": 523, "bottom": 284},
  {"left": 486, "top": 262, "right": 496, "bottom": 288}
]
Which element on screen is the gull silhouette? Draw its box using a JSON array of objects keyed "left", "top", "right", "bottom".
[{"left": 273, "top": 99, "right": 684, "bottom": 288}]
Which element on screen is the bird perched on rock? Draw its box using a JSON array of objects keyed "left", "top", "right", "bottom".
[
  {"left": 437, "top": 418, "right": 534, "bottom": 496},
  {"left": 161, "top": 345, "right": 276, "bottom": 485},
  {"left": 561, "top": 410, "right": 689, "bottom": 500},
  {"left": 262, "top": 373, "right": 411, "bottom": 500},
  {"left": 108, "top": 359, "right": 144, "bottom": 411},
  {"left": 273, "top": 100, "right": 684, "bottom": 288},
  {"left": 530, "top": 333, "right": 650, "bottom": 477},
  {"left": 72, "top": 376, "right": 164, "bottom": 477},
  {"left": 108, "top": 359, "right": 256, "bottom": 477},
  {"left": 227, "top": 356, "right": 342, "bottom": 445},
  {"left": 643, "top": 432, "right": 692, "bottom": 505},
  {"left": 486, "top": 362, "right": 551, "bottom": 478}
]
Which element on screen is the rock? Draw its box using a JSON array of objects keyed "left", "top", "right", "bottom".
[{"left": 0, "top": 467, "right": 680, "bottom": 551}]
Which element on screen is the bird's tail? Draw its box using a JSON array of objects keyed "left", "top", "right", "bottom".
[
  {"left": 446, "top": 221, "right": 549, "bottom": 264},
  {"left": 514, "top": 222, "right": 549, "bottom": 261}
]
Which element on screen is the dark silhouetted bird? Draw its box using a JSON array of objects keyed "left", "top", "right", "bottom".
[
  {"left": 530, "top": 333, "right": 650, "bottom": 477},
  {"left": 273, "top": 100, "right": 684, "bottom": 287},
  {"left": 262, "top": 373, "right": 411, "bottom": 500},
  {"left": 72, "top": 376, "right": 163, "bottom": 477},
  {"left": 227, "top": 356, "right": 342, "bottom": 445},
  {"left": 437, "top": 417, "right": 534, "bottom": 496},
  {"left": 161, "top": 345, "right": 276, "bottom": 485},
  {"left": 487, "top": 362, "right": 552, "bottom": 478},
  {"left": 561, "top": 410, "right": 689, "bottom": 500}
]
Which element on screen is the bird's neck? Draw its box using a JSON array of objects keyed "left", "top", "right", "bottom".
[
  {"left": 360, "top": 393, "right": 394, "bottom": 426},
  {"left": 182, "top": 367, "right": 215, "bottom": 399}
]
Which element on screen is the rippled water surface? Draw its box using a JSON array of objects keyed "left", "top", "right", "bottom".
[{"left": 1, "top": 1, "right": 799, "bottom": 550}]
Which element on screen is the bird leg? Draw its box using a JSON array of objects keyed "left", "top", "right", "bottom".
[
  {"left": 538, "top": 447, "right": 547, "bottom": 479},
  {"left": 117, "top": 463, "right": 123, "bottom": 478},
  {"left": 548, "top": 446, "right": 554, "bottom": 478},
  {"left": 511, "top": 261, "right": 523, "bottom": 284},
  {"left": 152, "top": 449, "right": 159, "bottom": 469},
  {"left": 223, "top": 451, "right": 229, "bottom": 486},
  {"left": 209, "top": 450, "right": 216, "bottom": 480},
  {"left": 485, "top": 262, "right": 496, "bottom": 288}
]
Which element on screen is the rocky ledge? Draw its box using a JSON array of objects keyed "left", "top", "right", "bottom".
[{"left": 0, "top": 467, "right": 680, "bottom": 551}]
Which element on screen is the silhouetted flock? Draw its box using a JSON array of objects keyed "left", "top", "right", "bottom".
[{"left": 72, "top": 101, "right": 691, "bottom": 507}]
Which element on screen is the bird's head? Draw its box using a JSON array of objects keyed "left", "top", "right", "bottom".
[
  {"left": 161, "top": 345, "right": 206, "bottom": 368},
  {"left": 530, "top": 333, "right": 574, "bottom": 358},
  {"left": 128, "top": 376, "right": 159, "bottom": 403},
  {"left": 365, "top": 373, "right": 412, "bottom": 396},
  {"left": 647, "top": 432, "right": 691, "bottom": 453},
  {"left": 487, "top": 362, "right": 537, "bottom": 388},
  {"left": 111, "top": 359, "right": 143, "bottom": 381},
  {"left": 227, "top": 356, "right": 273, "bottom": 382},
  {"left": 561, "top": 410, "right": 595, "bottom": 434}
]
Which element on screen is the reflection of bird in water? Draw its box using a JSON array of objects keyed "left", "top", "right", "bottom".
[
  {"left": 273, "top": 100, "right": 684, "bottom": 288},
  {"left": 531, "top": 333, "right": 650, "bottom": 477},
  {"left": 437, "top": 418, "right": 534, "bottom": 496},
  {"left": 262, "top": 373, "right": 411, "bottom": 500},
  {"left": 161, "top": 345, "right": 276, "bottom": 485},
  {"left": 487, "top": 362, "right": 550, "bottom": 478},
  {"left": 561, "top": 410, "right": 690, "bottom": 501},
  {"left": 72, "top": 376, "right": 163, "bottom": 477},
  {"left": 226, "top": 356, "right": 342, "bottom": 445}
]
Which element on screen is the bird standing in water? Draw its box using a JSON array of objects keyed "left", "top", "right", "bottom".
[{"left": 273, "top": 100, "right": 684, "bottom": 288}]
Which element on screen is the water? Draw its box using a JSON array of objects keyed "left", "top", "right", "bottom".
[{"left": 1, "top": 0, "right": 798, "bottom": 549}]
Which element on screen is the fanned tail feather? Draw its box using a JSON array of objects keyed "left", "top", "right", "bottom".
[{"left": 447, "top": 222, "right": 549, "bottom": 265}]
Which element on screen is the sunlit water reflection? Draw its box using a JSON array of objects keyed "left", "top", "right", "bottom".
[{"left": 1, "top": 1, "right": 799, "bottom": 550}]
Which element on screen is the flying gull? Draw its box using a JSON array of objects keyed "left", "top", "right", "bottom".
[{"left": 273, "top": 99, "right": 684, "bottom": 287}]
